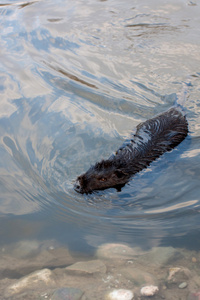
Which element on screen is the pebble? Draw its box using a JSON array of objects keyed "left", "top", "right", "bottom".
[
  {"left": 140, "top": 285, "right": 159, "bottom": 296},
  {"left": 179, "top": 282, "right": 188, "bottom": 289},
  {"left": 192, "top": 257, "right": 197, "bottom": 263},
  {"left": 105, "top": 289, "right": 134, "bottom": 300}
]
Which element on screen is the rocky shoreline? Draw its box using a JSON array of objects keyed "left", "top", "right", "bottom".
[{"left": 1, "top": 241, "right": 200, "bottom": 299}]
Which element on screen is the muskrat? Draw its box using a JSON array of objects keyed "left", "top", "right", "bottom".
[{"left": 74, "top": 89, "right": 189, "bottom": 194}]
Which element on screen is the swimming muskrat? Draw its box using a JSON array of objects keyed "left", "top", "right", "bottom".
[{"left": 74, "top": 89, "right": 189, "bottom": 194}]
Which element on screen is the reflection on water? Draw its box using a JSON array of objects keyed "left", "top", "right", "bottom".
[{"left": 0, "top": 0, "right": 200, "bottom": 257}]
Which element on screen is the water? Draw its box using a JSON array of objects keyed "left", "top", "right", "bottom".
[{"left": 0, "top": 0, "right": 200, "bottom": 257}]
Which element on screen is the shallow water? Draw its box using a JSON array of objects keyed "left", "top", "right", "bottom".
[{"left": 0, "top": 0, "right": 200, "bottom": 258}]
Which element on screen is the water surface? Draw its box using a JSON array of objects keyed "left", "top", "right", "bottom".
[{"left": 0, "top": 0, "right": 200, "bottom": 254}]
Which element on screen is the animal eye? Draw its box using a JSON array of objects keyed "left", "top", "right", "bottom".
[{"left": 100, "top": 177, "right": 107, "bottom": 182}]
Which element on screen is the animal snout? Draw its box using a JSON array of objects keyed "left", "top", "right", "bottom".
[{"left": 74, "top": 180, "right": 82, "bottom": 193}]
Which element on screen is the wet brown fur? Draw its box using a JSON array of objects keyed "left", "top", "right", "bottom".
[{"left": 74, "top": 106, "right": 188, "bottom": 194}]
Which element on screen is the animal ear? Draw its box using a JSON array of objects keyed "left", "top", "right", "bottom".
[{"left": 114, "top": 169, "right": 128, "bottom": 178}]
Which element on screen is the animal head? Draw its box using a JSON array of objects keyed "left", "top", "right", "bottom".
[{"left": 74, "top": 159, "right": 130, "bottom": 194}]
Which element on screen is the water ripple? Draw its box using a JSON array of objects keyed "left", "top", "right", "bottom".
[{"left": 0, "top": 0, "right": 200, "bottom": 250}]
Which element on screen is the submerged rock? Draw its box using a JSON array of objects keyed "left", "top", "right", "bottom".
[
  {"left": 140, "top": 285, "right": 159, "bottom": 297},
  {"left": 120, "top": 267, "right": 157, "bottom": 286},
  {"left": 66, "top": 260, "right": 106, "bottom": 275},
  {"left": 167, "top": 267, "right": 181, "bottom": 281},
  {"left": 192, "top": 257, "right": 197, "bottom": 263},
  {"left": 4, "top": 268, "right": 54, "bottom": 298},
  {"left": 96, "top": 243, "right": 142, "bottom": 261},
  {"left": 105, "top": 289, "right": 134, "bottom": 300},
  {"left": 51, "top": 287, "right": 84, "bottom": 300},
  {"left": 179, "top": 282, "right": 188, "bottom": 289},
  {"left": 167, "top": 267, "right": 191, "bottom": 282},
  {"left": 138, "top": 247, "right": 181, "bottom": 267},
  {"left": 8, "top": 240, "right": 41, "bottom": 259},
  {"left": 0, "top": 246, "right": 75, "bottom": 280}
]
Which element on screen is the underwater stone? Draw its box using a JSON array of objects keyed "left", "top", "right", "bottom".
[
  {"left": 179, "top": 282, "right": 188, "bottom": 289},
  {"left": 96, "top": 243, "right": 142, "bottom": 260},
  {"left": 138, "top": 247, "right": 181, "bottom": 267},
  {"left": 168, "top": 267, "right": 191, "bottom": 282},
  {"left": 105, "top": 289, "right": 134, "bottom": 300},
  {"left": 167, "top": 267, "right": 181, "bottom": 281},
  {"left": 66, "top": 259, "right": 106, "bottom": 274},
  {"left": 140, "top": 285, "right": 159, "bottom": 296},
  {"left": 121, "top": 267, "right": 157, "bottom": 286},
  {"left": 4, "top": 268, "right": 54, "bottom": 298},
  {"left": 51, "top": 287, "right": 84, "bottom": 300}
]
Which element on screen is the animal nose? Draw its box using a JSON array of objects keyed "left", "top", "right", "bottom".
[{"left": 74, "top": 180, "right": 81, "bottom": 192}]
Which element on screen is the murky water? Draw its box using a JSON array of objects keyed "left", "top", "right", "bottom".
[{"left": 0, "top": 0, "right": 200, "bottom": 258}]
